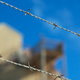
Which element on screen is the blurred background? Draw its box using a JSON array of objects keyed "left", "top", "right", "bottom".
[{"left": 0, "top": 0, "right": 80, "bottom": 80}]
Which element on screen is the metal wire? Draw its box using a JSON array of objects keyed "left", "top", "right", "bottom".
[
  {"left": 0, "top": 1, "right": 72, "bottom": 80},
  {"left": 0, "top": 57, "right": 70, "bottom": 80},
  {"left": 0, "top": 1, "right": 80, "bottom": 37}
]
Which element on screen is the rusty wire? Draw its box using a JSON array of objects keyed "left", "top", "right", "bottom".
[
  {"left": 0, "top": 1, "right": 73, "bottom": 80},
  {"left": 0, "top": 1, "right": 80, "bottom": 37},
  {"left": 0, "top": 57, "right": 70, "bottom": 80}
]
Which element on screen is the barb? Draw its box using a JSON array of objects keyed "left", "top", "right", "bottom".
[
  {"left": 53, "top": 23, "right": 57, "bottom": 29},
  {"left": 25, "top": 8, "right": 31, "bottom": 15},
  {"left": 0, "top": 57, "right": 70, "bottom": 80},
  {"left": 54, "top": 75, "right": 64, "bottom": 80},
  {"left": 0, "top": 1, "right": 80, "bottom": 37},
  {"left": 27, "top": 61, "right": 33, "bottom": 72}
]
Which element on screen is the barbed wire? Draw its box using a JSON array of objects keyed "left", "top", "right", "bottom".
[
  {"left": 0, "top": 1, "right": 72, "bottom": 80},
  {"left": 0, "top": 57, "right": 70, "bottom": 80},
  {"left": 0, "top": 1, "right": 80, "bottom": 37}
]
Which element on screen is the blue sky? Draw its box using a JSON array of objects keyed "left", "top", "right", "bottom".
[{"left": 0, "top": 0, "right": 80, "bottom": 80}]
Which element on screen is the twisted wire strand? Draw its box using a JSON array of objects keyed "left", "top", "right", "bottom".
[
  {"left": 0, "top": 1, "right": 80, "bottom": 37},
  {"left": 0, "top": 1, "right": 72, "bottom": 80},
  {"left": 0, "top": 57, "right": 70, "bottom": 80}
]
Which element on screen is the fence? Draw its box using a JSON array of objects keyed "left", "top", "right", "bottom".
[{"left": 0, "top": 1, "right": 74, "bottom": 80}]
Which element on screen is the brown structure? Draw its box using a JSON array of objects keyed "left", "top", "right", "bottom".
[
  {"left": 0, "top": 23, "right": 64, "bottom": 80},
  {"left": 0, "top": 42, "right": 63, "bottom": 80}
]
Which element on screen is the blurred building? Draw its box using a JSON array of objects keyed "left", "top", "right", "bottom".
[
  {"left": 0, "top": 23, "right": 65, "bottom": 80},
  {"left": 0, "top": 23, "right": 22, "bottom": 59}
]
